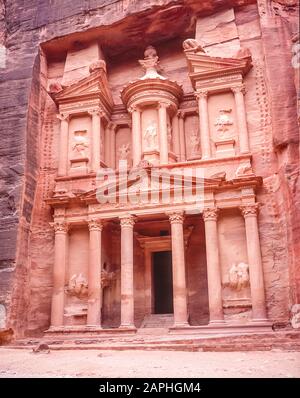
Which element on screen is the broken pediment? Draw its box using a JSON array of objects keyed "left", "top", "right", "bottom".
[
  {"left": 49, "top": 60, "right": 114, "bottom": 113},
  {"left": 183, "top": 40, "right": 252, "bottom": 89}
]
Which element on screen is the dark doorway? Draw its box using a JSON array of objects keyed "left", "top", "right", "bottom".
[{"left": 152, "top": 251, "right": 174, "bottom": 314}]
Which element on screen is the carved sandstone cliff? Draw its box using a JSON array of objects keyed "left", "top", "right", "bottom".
[{"left": 0, "top": 0, "right": 299, "bottom": 337}]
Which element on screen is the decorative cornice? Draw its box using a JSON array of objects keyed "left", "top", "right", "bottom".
[
  {"left": 167, "top": 211, "right": 184, "bottom": 224},
  {"left": 88, "top": 219, "right": 103, "bottom": 231},
  {"left": 240, "top": 203, "right": 259, "bottom": 217},
  {"left": 202, "top": 207, "right": 219, "bottom": 221},
  {"left": 51, "top": 221, "right": 69, "bottom": 233}
]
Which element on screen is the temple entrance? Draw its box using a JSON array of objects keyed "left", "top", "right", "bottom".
[{"left": 152, "top": 251, "right": 174, "bottom": 314}]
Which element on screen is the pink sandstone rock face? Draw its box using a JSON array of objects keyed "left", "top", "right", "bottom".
[{"left": 0, "top": 0, "right": 299, "bottom": 341}]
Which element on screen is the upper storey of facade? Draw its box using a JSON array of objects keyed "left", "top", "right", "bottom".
[{"left": 48, "top": 38, "right": 254, "bottom": 184}]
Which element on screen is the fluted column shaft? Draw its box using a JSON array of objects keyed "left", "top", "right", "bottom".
[
  {"left": 120, "top": 215, "right": 135, "bottom": 328},
  {"left": 168, "top": 211, "right": 189, "bottom": 326},
  {"left": 87, "top": 219, "right": 103, "bottom": 326},
  {"left": 232, "top": 85, "right": 249, "bottom": 153},
  {"left": 57, "top": 114, "right": 69, "bottom": 176},
  {"left": 177, "top": 111, "right": 186, "bottom": 162},
  {"left": 51, "top": 221, "right": 69, "bottom": 327},
  {"left": 196, "top": 91, "right": 211, "bottom": 159},
  {"left": 89, "top": 109, "right": 102, "bottom": 172},
  {"left": 241, "top": 204, "right": 267, "bottom": 321},
  {"left": 203, "top": 208, "right": 224, "bottom": 323},
  {"left": 172, "top": 114, "right": 180, "bottom": 161},
  {"left": 158, "top": 102, "right": 169, "bottom": 164},
  {"left": 130, "top": 106, "right": 142, "bottom": 167}
]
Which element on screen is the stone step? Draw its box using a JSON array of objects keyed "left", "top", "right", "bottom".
[{"left": 141, "top": 314, "right": 174, "bottom": 328}]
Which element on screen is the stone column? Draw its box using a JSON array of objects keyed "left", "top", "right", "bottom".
[
  {"left": 120, "top": 215, "right": 135, "bottom": 328},
  {"left": 89, "top": 108, "right": 103, "bottom": 172},
  {"left": 171, "top": 113, "right": 180, "bottom": 161},
  {"left": 177, "top": 111, "right": 186, "bottom": 162},
  {"left": 240, "top": 204, "right": 267, "bottom": 321},
  {"left": 50, "top": 220, "right": 69, "bottom": 327},
  {"left": 203, "top": 208, "right": 224, "bottom": 323},
  {"left": 104, "top": 124, "right": 111, "bottom": 167},
  {"left": 158, "top": 102, "right": 170, "bottom": 164},
  {"left": 168, "top": 211, "right": 189, "bottom": 326},
  {"left": 57, "top": 113, "right": 70, "bottom": 176},
  {"left": 110, "top": 123, "right": 117, "bottom": 169},
  {"left": 232, "top": 85, "right": 250, "bottom": 153},
  {"left": 87, "top": 219, "right": 103, "bottom": 326},
  {"left": 196, "top": 91, "right": 211, "bottom": 159},
  {"left": 129, "top": 106, "right": 142, "bottom": 167}
]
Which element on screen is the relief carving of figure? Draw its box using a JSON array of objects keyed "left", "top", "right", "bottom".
[
  {"left": 101, "top": 268, "right": 118, "bottom": 288},
  {"left": 119, "top": 143, "right": 130, "bottom": 160},
  {"left": 72, "top": 130, "right": 88, "bottom": 158},
  {"left": 214, "top": 109, "right": 234, "bottom": 139},
  {"left": 65, "top": 273, "right": 88, "bottom": 299},
  {"left": 228, "top": 262, "right": 250, "bottom": 291},
  {"left": 144, "top": 121, "right": 158, "bottom": 150},
  {"left": 190, "top": 130, "right": 200, "bottom": 157},
  {"left": 291, "top": 304, "right": 300, "bottom": 329}
]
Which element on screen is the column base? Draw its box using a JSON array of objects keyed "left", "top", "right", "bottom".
[
  {"left": 170, "top": 322, "right": 190, "bottom": 329},
  {"left": 119, "top": 324, "right": 137, "bottom": 331},
  {"left": 250, "top": 318, "right": 270, "bottom": 324},
  {"left": 208, "top": 320, "right": 226, "bottom": 325}
]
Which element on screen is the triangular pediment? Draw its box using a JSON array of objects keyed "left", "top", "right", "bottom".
[
  {"left": 50, "top": 69, "right": 114, "bottom": 109},
  {"left": 185, "top": 51, "right": 252, "bottom": 85}
]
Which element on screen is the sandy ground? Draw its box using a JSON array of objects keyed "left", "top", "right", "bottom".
[{"left": 0, "top": 348, "right": 299, "bottom": 378}]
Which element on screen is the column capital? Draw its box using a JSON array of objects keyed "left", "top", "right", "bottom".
[
  {"left": 158, "top": 101, "right": 171, "bottom": 110},
  {"left": 57, "top": 113, "right": 70, "bottom": 122},
  {"left": 88, "top": 108, "right": 105, "bottom": 118},
  {"left": 167, "top": 211, "right": 184, "bottom": 224},
  {"left": 177, "top": 110, "right": 185, "bottom": 119},
  {"left": 231, "top": 84, "right": 246, "bottom": 95},
  {"left": 195, "top": 90, "right": 209, "bottom": 100},
  {"left": 240, "top": 203, "right": 259, "bottom": 217},
  {"left": 203, "top": 207, "right": 219, "bottom": 221},
  {"left": 88, "top": 219, "right": 103, "bottom": 231},
  {"left": 128, "top": 104, "right": 141, "bottom": 114},
  {"left": 51, "top": 220, "right": 69, "bottom": 233},
  {"left": 107, "top": 122, "right": 117, "bottom": 132},
  {"left": 120, "top": 214, "right": 136, "bottom": 228}
]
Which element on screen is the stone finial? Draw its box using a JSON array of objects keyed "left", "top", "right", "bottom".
[
  {"left": 138, "top": 46, "right": 166, "bottom": 80},
  {"left": 182, "top": 38, "right": 205, "bottom": 54},
  {"left": 89, "top": 59, "right": 107, "bottom": 74}
]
